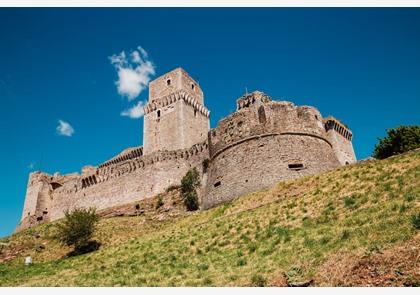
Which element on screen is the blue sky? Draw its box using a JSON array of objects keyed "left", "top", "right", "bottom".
[{"left": 0, "top": 8, "right": 419, "bottom": 237}]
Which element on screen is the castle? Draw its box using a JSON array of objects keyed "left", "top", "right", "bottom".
[{"left": 17, "top": 68, "right": 356, "bottom": 231}]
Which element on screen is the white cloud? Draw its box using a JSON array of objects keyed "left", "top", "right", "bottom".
[
  {"left": 121, "top": 101, "right": 146, "bottom": 119},
  {"left": 56, "top": 119, "right": 74, "bottom": 137},
  {"left": 28, "top": 162, "right": 35, "bottom": 170},
  {"left": 109, "top": 46, "right": 155, "bottom": 101}
]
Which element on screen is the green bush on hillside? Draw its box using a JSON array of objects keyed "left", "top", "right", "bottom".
[
  {"left": 54, "top": 208, "right": 100, "bottom": 255},
  {"left": 181, "top": 168, "right": 200, "bottom": 211},
  {"left": 412, "top": 213, "right": 420, "bottom": 230},
  {"left": 373, "top": 125, "right": 420, "bottom": 159}
]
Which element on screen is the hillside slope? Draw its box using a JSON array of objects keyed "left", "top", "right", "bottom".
[{"left": 0, "top": 150, "right": 419, "bottom": 286}]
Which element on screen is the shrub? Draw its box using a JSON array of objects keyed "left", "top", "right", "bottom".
[
  {"left": 250, "top": 274, "right": 266, "bottom": 287},
  {"left": 344, "top": 196, "right": 356, "bottom": 208},
  {"left": 373, "top": 125, "right": 420, "bottom": 159},
  {"left": 411, "top": 213, "right": 420, "bottom": 230},
  {"left": 341, "top": 230, "right": 350, "bottom": 240},
  {"left": 54, "top": 208, "right": 100, "bottom": 255},
  {"left": 236, "top": 258, "right": 247, "bottom": 266},
  {"left": 181, "top": 168, "right": 200, "bottom": 211}
]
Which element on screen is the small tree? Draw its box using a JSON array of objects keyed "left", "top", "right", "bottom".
[
  {"left": 54, "top": 208, "right": 100, "bottom": 254},
  {"left": 181, "top": 168, "right": 200, "bottom": 211},
  {"left": 373, "top": 125, "right": 420, "bottom": 159}
]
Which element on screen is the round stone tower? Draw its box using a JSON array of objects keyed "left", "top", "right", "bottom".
[{"left": 203, "top": 91, "right": 342, "bottom": 209}]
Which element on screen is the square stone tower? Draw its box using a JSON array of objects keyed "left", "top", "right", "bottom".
[{"left": 143, "top": 68, "right": 210, "bottom": 155}]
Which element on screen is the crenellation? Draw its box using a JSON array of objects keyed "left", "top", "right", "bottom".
[{"left": 17, "top": 68, "right": 356, "bottom": 232}]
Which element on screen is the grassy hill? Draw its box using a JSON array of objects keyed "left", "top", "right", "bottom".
[{"left": 0, "top": 150, "right": 419, "bottom": 286}]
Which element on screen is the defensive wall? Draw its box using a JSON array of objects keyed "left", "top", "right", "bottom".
[
  {"left": 203, "top": 91, "right": 345, "bottom": 209},
  {"left": 17, "top": 141, "right": 209, "bottom": 231}
]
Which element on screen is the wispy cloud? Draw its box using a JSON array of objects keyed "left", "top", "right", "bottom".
[
  {"left": 56, "top": 119, "right": 74, "bottom": 137},
  {"left": 109, "top": 46, "right": 155, "bottom": 101},
  {"left": 28, "top": 162, "right": 36, "bottom": 170},
  {"left": 121, "top": 101, "right": 145, "bottom": 119}
]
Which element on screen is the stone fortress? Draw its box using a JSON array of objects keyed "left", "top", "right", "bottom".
[{"left": 17, "top": 67, "right": 356, "bottom": 231}]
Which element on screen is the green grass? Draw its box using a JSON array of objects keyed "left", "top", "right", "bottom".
[{"left": 0, "top": 151, "right": 419, "bottom": 286}]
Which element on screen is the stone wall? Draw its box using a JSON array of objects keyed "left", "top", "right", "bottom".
[
  {"left": 324, "top": 117, "right": 356, "bottom": 165},
  {"left": 203, "top": 93, "right": 341, "bottom": 209},
  {"left": 143, "top": 68, "right": 210, "bottom": 155},
  {"left": 17, "top": 141, "right": 209, "bottom": 231}
]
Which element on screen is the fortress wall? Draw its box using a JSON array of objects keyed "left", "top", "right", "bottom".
[
  {"left": 209, "top": 101, "right": 326, "bottom": 158},
  {"left": 48, "top": 142, "right": 209, "bottom": 221},
  {"left": 326, "top": 130, "right": 356, "bottom": 165},
  {"left": 20, "top": 172, "right": 46, "bottom": 220},
  {"left": 203, "top": 100, "right": 340, "bottom": 209},
  {"left": 203, "top": 133, "right": 340, "bottom": 209},
  {"left": 144, "top": 99, "right": 185, "bottom": 154},
  {"left": 144, "top": 99, "right": 209, "bottom": 154}
]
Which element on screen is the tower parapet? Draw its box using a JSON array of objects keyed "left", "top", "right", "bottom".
[{"left": 324, "top": 116, "right": 356, "bottom": 165}]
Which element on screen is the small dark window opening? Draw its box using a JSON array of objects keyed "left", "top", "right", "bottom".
[
  {"left": 167, "top": 79, "right": 171, "bottom": 86},
  {"left": 36, "top": 216, "right": 43, "bottom": 221},
  {"left": 214, "top": 181, "right": 221, "bottom": 187},
  {"left": 194, "top": 109, "right": 197, "bottom": 117},
  {"left": 43, "top": 211, "right": 48, "bottom": 215},
  {"left": 157, "top": 110, "right": 161, "bottom": 118},
  {"left": 315, "top": 115, "right": 318, "bottom": 120},
  {"left": 288, "top": 163, "right": 304, "bottom": 170},
  {"left": 135, "top": 204, "right": 140, "bottom": 210},
  {"left": 51, "top": 182, "right": 62, "bottom": 190},
  {"left": 345, "top": 161, "right": 349, "bottom": 165},
  {"left": 191, "top": 84, "right": 195, "bottom": 90},
  {"left": 258, "top": 105, "right": 267, "bottom": 124}
]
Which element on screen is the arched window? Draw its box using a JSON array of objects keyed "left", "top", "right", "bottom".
[
  {"left": 167, "top": 79, "right": 171, "bottom": 86},
  {"left": 191, "top": 83, "right": 195, "bottom": 90}
]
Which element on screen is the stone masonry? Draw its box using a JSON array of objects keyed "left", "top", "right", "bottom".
[{"left": 16, "top": 67, "right": 356, "bottom": 231}]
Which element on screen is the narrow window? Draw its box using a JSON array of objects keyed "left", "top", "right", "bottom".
[
  {"left": 194, "top": 109, "right": 197, "bottom": 117},
  {"left": 214, "top": 181, "right": 221, "bottom": 187},
  {"left": 288, "top": 163, "right": 304, "bottom": 170},
  {"left": 258, "top": 105, "right": 266, "bottom": 124},
  {"left": 191, "top": 83, "right": 195, "bottom": 90},
  {"left": 157, "top": 110, "right": 161, "bottom": 118},
  {"left": 167, "top": 79, "right": 171, "bottom": 86}
]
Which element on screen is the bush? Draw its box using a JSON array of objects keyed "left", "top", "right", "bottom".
[
  {"left": 344, "top": 196, "right": 356, "bottom": 208},
  {"left": 181, "top": 168, "right": 200, "bottom": 211},
  {"left": 54, "top": 208, "right": 100, "bottom": 255},
  {"left": 411, "top": 213, "right": 420, "bottom": 230},
  {"left": 250, "top": 274, "right": 266, "bottom": 287},
  {"left": 373, "top": 125, "right": 420, "bottom": 159}
]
